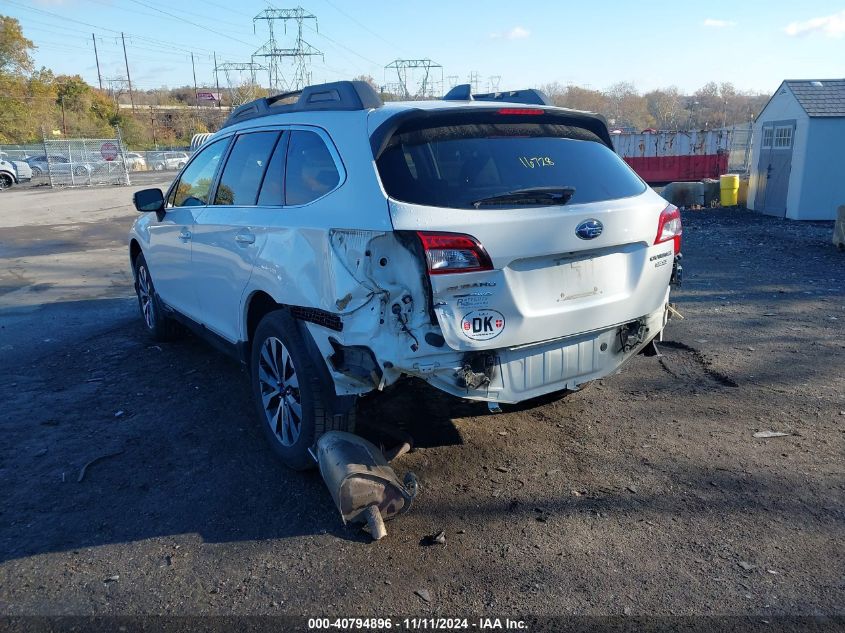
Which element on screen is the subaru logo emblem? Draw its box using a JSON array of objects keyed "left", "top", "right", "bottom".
[{"left": 575, "top": 219, "right": 603, "bottom": 240}]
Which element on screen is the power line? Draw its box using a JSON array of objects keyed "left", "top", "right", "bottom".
[
  {"left": 320, "top": 0, "right": 409, "bottom": 56},
  {"left": 6, "top": 0, "right": 241, "bottom": 58},
  {"left": 302, "top": 23, "right": 381, "bottom": 69},
  {"left": 125, "top": 0, "right": 257, "bottom": 47}
]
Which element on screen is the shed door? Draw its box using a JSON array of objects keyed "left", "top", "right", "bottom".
[{"left": 755, "top": 120, "right": 795, "bottom": 217}]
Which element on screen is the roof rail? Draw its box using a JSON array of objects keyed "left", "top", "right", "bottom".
[
  {"left": 221, "top": 80, "right": 383, "bottom": 129},
  {"left": 442, "top": 84, "right": 552, "bottom": 106}
]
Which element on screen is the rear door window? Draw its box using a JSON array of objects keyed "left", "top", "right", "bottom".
[
  {"left": 376, "top": 122, "right": 645, "bottom": 208},
  {"left": 285, "top": 130, "right": 340, "bottom": 205},
  {"left": 214, "top": 131, "right": 280, "bottom": 205}
]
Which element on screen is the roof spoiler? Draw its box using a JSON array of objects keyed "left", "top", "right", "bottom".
[
  {"left": 442, "top": 84, "right": 552, "bottom": 106},
  {"left": 221, "top": 80, "right": 383, "bottom": 129}
]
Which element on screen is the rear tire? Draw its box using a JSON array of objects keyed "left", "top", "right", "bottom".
[
  {"left": 0, "top": 173, "right": 12, "bottom": 190},
  {"left": 250, "top": 310, "right": 355, "bottom": 470},
  {"left": 133, "top": 253, "right": 181, "bottom": 341}
]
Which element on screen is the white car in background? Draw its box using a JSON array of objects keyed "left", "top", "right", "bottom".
[
  {"left": 128, "top": 81, "right": 682, "bottom": 469},
  {"left": 0, "top": 152, "right": 31, "bottom": 185},
  {"left": 123, "top": 152, "right": 147, "bottom": 171},
  {"left": 0, "top": 157, "right": 17, "bottom": 189},
  {"left": 148, "top": 151, "right": 188, "bottom": 171}
]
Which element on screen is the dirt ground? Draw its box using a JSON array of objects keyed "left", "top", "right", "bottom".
[{"left": 0, "top": 183, "right": 843, "bottom": 624}]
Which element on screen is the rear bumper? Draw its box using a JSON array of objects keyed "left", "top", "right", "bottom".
[{"left": 402, "top": 298, "right": 668, "bottom": 404}]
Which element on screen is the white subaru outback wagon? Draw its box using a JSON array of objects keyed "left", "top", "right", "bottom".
[{"left": 129, "top": 81, "right": 682, "bottom": 469}]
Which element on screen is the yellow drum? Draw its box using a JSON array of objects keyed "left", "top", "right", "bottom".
[{"left": 720, "top": 174, "right": 740, "bottom": 207}]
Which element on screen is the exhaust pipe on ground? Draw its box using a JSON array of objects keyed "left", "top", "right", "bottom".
[{"left": 315, "top": 431, "right": 417, "bottom": 541}]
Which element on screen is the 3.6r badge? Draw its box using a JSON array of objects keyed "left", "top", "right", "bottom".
[{"left": 460, "top": 309, "right": 506, "bottom": 341}]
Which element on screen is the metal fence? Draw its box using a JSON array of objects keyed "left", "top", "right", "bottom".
[
  {"left": 0, "top": 134, "right": 131, "bottom": 187},
  {"left": 39, "top": 134, "right": 131, "bottom": 187}
]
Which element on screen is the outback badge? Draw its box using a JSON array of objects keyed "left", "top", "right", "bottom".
[{"left": 575, "top": 219, "right": 603, "bottom": 240}]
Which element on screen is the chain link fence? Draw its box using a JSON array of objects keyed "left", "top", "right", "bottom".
[
  {"left": 39, "top": 133, "right": 131, "bottom": 187},
  {"left": 0, "top": 133, "right": 131, "bottom": 187}
]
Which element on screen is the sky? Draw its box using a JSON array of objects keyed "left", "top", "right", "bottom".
[{"left": 4, "top": 0, "right": 845, "bottom": 97}]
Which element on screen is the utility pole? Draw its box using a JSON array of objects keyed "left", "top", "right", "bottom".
[
  {"left": 213, "top": 51, "right": 221, "bottom": 108},
  {"left": 92, "top": 34, "right": 103, "bottom": 90},
  {"left": 121, "top": 32, "right": 135, "bottom": 111},
  {"left": 149, "top": 107, "right": 157, "bottom": 149},
  {"left": 60, "top": 95, "right": 66, "bottom": 135},
  {"left": 191, "top": 52, "right": 199, "bottom": 109}
]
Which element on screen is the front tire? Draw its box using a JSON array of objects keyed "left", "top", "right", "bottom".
[
  {"left": 133, "top": 253, "right": 180, "bottom": 341},
  {"left": 0, "top": 173, "right": 12, "bottom": 190},
  {"left": 250, "top": 310, "right": 354, "bottom": 470}
]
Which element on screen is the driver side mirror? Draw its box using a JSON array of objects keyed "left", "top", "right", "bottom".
[{"left": 133, "top": 188, "right": 164, "bottom": 213}]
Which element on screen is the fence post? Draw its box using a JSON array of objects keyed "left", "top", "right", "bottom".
[
  {"left": 41, "top": 127, "right": 54, "bottom": 188},
  {"left": 115, "top": 126, "right": 131, "bottom": 186}
]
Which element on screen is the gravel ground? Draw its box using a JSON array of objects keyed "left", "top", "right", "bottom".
[{"left": 0, "top": 187, "right": 842, "bottom": 623}]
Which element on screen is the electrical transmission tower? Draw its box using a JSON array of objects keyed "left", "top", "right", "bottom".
[
  {"left": 446, "top": 75, "right": 459, "bottom": 89},
  {"left": 487, "top": 75, "right": 501, "bottom": 92},
  {"left": 384, "top": 59, "right": 443, "bottom": 99},
  {"left": 215, "top": 61, "right": 267, "bottom": 106},
  {"left": 467, "top": 71, "right": 481, "bottom": 94},
  {"left": 253, "top": 7, "right": 323, "bottom": 93}
]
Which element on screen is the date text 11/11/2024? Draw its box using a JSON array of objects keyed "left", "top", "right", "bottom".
[{"left": 307, "top": 617, "right": 529, "bottom": 630}]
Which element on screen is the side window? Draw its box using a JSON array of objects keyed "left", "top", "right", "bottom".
[
  {"left": 762, "top": 127, "right": 773, "bottom": 149},
  {"left": 171, "top": 138, "right": 228, "bottom": 207},
  {"left": 257, "top": 132, "right": 289, "bottom": 206},
  {"left": 774, "top": 126, "right": 792, "bottom": 149},
  {"left": 214, "top": 131, "right": 280, "bottom": 205},
  {"left": 285, "top": 130, "right": 340, "bottom": 205}
]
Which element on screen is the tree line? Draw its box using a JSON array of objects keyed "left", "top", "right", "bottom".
[
  {"left": 2, "top": 15, "right": 769, "bottom": 147},
  {"left": 538, "top": 81, "right": 768, "bottom": 131}
]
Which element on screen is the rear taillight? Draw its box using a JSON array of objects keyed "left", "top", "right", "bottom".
[
  {"left": 416, "top": 231, "right": 493, "bottom": 275},
  {"left": 655, "top": 204, "right": 682, "bottom": 254}
]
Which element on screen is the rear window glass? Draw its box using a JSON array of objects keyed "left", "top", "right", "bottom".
[
  {"left": 376, "top": 123, "right": 645, "bottom": 208},
  {"left": 285, "top": 130, "right": 340, "bottom": 205}
]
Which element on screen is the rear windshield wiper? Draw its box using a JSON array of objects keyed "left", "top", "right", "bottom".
[{"left": 471, "top": 186, "right": 576, "bottom": 208}]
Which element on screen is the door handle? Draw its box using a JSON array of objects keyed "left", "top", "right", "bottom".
[
  {"left": 234, "top": 231, "right": 256, "bottom": 245},
  {"left": 179, "top": 229, "right": 192, "bottom": 242}
]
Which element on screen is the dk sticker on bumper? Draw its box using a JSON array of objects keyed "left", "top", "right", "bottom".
[{"left": 460, "top": 309, "right": 506, "bottom": 341}]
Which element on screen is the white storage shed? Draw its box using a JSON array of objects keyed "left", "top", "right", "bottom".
[{"left": 748, "top": 79, "right": 845, "bottom": 220}]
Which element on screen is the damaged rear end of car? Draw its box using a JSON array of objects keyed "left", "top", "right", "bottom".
[{"left": 306, "top": 101, "right": 681, "bottom": 405}]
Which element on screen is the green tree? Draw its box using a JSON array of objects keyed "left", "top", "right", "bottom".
[
  {"left": 0, "top": 16, "right": 33, "bottom": 75},
  {"left": 56, "top": 75, "right": 92, "bottom": 113}
]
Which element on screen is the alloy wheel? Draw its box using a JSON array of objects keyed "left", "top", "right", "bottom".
[
  {"left": 257, "top": 336, "right": 303, "bottom": 447},
  {"left": 136, "top": 265, "right": 155, "bottom": 329}
]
